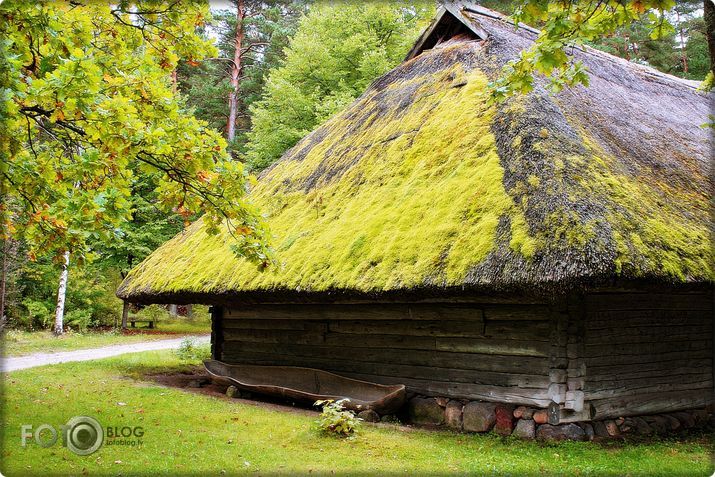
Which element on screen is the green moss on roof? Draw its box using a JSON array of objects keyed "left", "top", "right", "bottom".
[{"left": 118, "top": 40, "right": 713, "bottom": 302}]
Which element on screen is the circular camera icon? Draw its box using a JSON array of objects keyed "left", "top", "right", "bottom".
[{"left": 65, "top": 416, "right": 103, "bottom": 455}]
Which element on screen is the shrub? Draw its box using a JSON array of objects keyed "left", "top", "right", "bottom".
[
  {"left": 64, "top": 309, "right": 94, "bottom": 333},
  {"left": 21, "top": 299, "right": 51, "bottom": 329},
  {"left": 133, "top": 304, "right": 169, "bottom": 324},
  {"left": 314, "top": 399, "right": 360, "bottom": 437},
  {"left": 175, "top": 337, "right": 211, "bottom": 362}
]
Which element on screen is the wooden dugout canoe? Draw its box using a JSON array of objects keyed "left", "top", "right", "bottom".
[{"left": 204, "top": 359, "right": 406, "bottom": 414}]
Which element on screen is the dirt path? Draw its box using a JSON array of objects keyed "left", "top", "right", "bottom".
[{"left": 0, "top": 335, "right": 210, "bottom": 372}]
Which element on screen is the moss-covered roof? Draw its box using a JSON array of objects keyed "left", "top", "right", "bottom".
[{"left": 117, "top": 7, "right": 713, "bottom": 304}]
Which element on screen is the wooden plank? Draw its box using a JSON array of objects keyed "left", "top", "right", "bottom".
[
  {"left": 327, "top": 320, "right": 485, "bottom": 337},
  {"left": 582, "top": 339, "right": 712, "bottom": 358},
  {"left": 225, "top": 304, "right": 489, "bottom": 321},
  {"left": 584, "top": 293, "right": 712, "bottom": 311},
  {"left": 585, "top": 326, "right": 712, "bottom": 344},
  {"left": 484, "top": 320, "right": 552, "bottom": 341},
  {"left": 341, "top": 373, "right": 553, "bottom": 407},
  {"left": 483, "top": 305, "right": 551, "bottom": 321},
  {"left": 324, "top": 333, "right": 436, "bottom": 350},
  {"left": 221, "top": 341, "right": 551, "bottom": 375},
  {"left": 436, "top": 337, "right": 551, "bottom": 357},
  {"left": 586, "top": 360, "right": 713, "bottom": 380},
  {"left": 222, "top": 319, "right": 309, "bottom": 331},
  {"left": 582, "top": 348, "right": 712, "bottom": 367},
  {"left": 592, "top": 390, "right": 714, "bottom": 419},
  {"left": 585, "top": 372, "right": 712, "bottom": 394},
  {"left": 223, "top": 329, "right": 325, "bottom": 345}
]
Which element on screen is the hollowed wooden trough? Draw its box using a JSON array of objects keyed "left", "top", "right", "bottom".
[{"left": 204, "top": 359, "right": 406, "bottom": 414}]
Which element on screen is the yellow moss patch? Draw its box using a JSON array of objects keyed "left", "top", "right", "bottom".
[{"left": 121, "top": 66, "right": 536, "bottom": 295}]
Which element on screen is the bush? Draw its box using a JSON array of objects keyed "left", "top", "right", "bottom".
[
  {"left": 64, "top": 309, "right": 94, "bottom": 333},
  {"left": 21, "top": 299, "right": 51, "bottom": 329},
  {"left": 314, "top": 399, "right": 360, "bottom": 437},
  {"left": 175, "top": 337, "right": 211, "bottom": 362},
  {"left": 132, "top": 304, "right": 169, "bottom": 324}
]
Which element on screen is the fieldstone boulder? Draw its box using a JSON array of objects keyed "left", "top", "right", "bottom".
[
  {"left": 357, "top": 410, "right": 380, "bottom": 423},
  {"left": 536, "top": 423, "right": 586, "bottom": 442},
  {"left": 632, "top": 417, "right": 653, "bottom": 435},
  {"left": 494, "top": 404, "right": 515, "bottom": 436},
  {"left": 408, "top": 397, "right": 444, "bottom": 425},
  {"left": 435, "top": 397, "right": 450, "bottom": 407},
  {"left": 380, "top": 415, "right": 400, "bottom": 424},
  {"left": 644, "top": 416, "right": 668, "bottom": 434},
  {"left": 513, "top": 419, "right": 536, "bottom": 439},
  {"left": 533, "top": 410, "right": 549, "bottom": 424},
  {"left": 513, "top": 406, "right": 527, "bottom": 419},
  {"left": 673, "top": 412, "right": 696, "bottom": 428},
  {"left": 579, "top": 422, "right": 595, "bottom": 441},
  {"left": 663, "top": 414, "right": 681, "bottom": 431},
  {"left": 226, "top": 385, "right": 239, "bottom": 398},
  {"left": 604, "top": 420, "right": 620, "bottom": 437},
  {"left": 445, "top": 401, "right": 463, "bottom": 430},
  {"left": 592, "top": 421, "right": 609, "bottom": 438},
  {"left": 463, "top": 402, "right": 496, "bottom": 432}
]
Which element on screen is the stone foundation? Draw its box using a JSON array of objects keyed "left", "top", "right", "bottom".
[{"left": 397, "top": 396, "right": 712, "bottom": 441}]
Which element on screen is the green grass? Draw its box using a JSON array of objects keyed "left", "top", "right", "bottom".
[
  {"left": 3, "top": 318, "right": 209, "bottom": 357},
  {"left": 1, "top": 350, "right": 712, "bottom": 476}
]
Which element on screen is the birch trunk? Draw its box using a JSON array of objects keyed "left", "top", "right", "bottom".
[
  {"left": 226, "top": 0, "right": 245, "bottom": 142},
  {"left": 53, "top": 251, "right": 70, "bottom": 336}
]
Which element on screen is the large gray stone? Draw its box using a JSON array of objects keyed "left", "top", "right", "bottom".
[
  {"left": 408, "top": 397, "right": 444, "bottom": 426},
  {"left": 357, "top": 410, "right": 380, "bottom": 423},
  {"left": 513, "top": 419, "right": 536, "bottom": 439},
  {"left": 445, "top": 401, "right": 463, "bottom": 430},
  {"left": 463, "top": 402, "right": 496, "bottom": 433},
  {"left": 536, "top": 423, "right": 586, "bottom": 442},
  {"left": 226, "top": 385, "right": 239, "bottom": 398},
  {"left": 579, "top": 422, "right": 595, "bottom": 441},
  {"left": 592, "top": 421, "right": 609, "bottom": 438}
]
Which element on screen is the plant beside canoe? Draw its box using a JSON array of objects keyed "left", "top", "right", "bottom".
[{"left": 315, "top": 399, "right": 361, "bottom": 437}]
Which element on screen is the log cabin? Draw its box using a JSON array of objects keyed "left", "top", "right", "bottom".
[{"left": 117, "top": 3, "right": 713, "bottom": 424}]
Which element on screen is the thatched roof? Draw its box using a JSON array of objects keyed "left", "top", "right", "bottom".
[{"left": 117, "top": 3, "right": 713, "bottom": 304}]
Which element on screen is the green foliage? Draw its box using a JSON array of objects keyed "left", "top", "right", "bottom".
[
  {"left": 132, "top": 304, "right": 168, "bottom": 324},
  {"left": 244, "top": 1, "right": 434, "bottom": 171},
  {"left": 177, "top": 1, "right": 308, "bottom": 156},
  {"left": 488, "top": 0, "right": 695, "bottom": 100},
  {"left": 63, "top": 309, "right": 94, "bottom": 333},
  {"left": 12, "top": 260, "right": 119, "bottom": 330},
  {"left": 175, "top": 336, "right": 211, "bottom": 362},
  {"left": 0, "top": 0, "right": 270, "bottom": 265},
  {"left": 314, "top": 399, "right": 360, "bottom": 438}
]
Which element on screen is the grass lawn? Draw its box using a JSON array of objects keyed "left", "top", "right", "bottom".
[
  {"left": 3, "top": 318, "right": 209, "bottom": 357},
  {"left": 1, "top": 351, "right": 712, "bottom": 476}
]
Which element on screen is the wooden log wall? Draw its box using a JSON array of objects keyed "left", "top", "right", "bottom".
[
  {"left": 218, "top": 302, "right": 560, "bottom": 407},
  {"left": 581, "top": 292, "right": 714, "bottom": 419}
]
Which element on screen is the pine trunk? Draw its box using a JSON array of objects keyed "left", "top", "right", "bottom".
[
  {"left": 706, "top": 0, "right": 715, "bottom": 77},
  {"left": 54, "top": 251, "right": 70, "bottom": 336},
  {"left": 226, "top": 0, "right": 245, "bottom": 142}
]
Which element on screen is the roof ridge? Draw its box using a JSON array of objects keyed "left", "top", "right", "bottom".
[{"left": 456, "top": 2, "right": 703, "bottom": 91}]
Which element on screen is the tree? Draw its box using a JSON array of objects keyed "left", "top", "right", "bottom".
[
  {"left": 177, "top": 0, "right": 308, "bottom": 155},
  {"left": 1, "top": 1, "right": 272, "bottom": 334},
  {"left": 489, "top": 0, "right": 715, "bottom": 100},
  {"left": 244, "top": 1, "right": 435, "bottom": 171}
]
